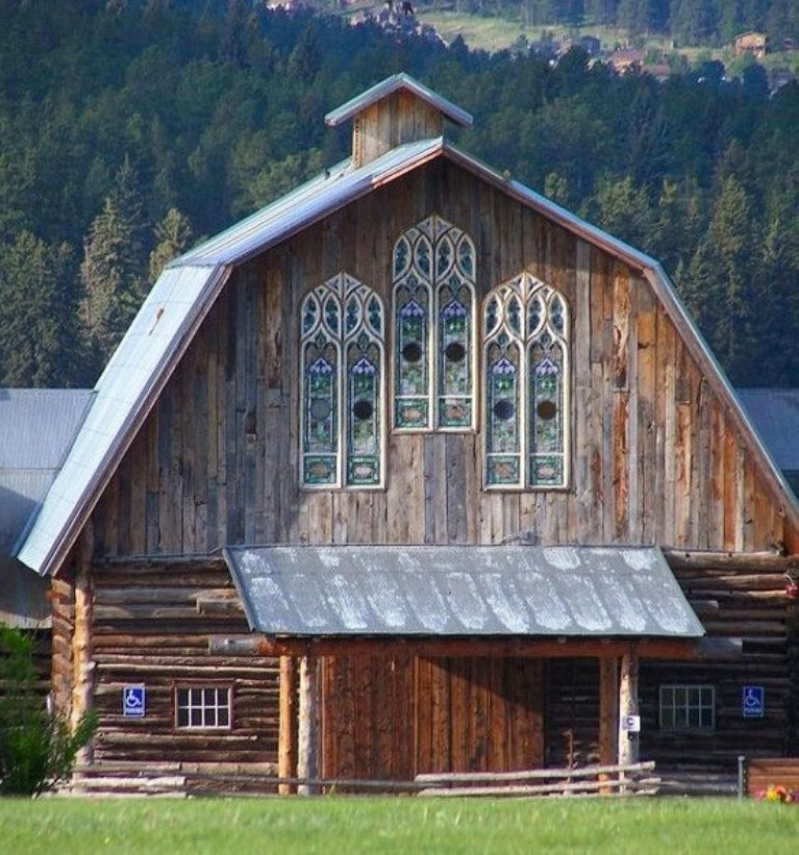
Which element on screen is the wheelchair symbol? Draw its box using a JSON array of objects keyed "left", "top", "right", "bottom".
[
  {"left": 742, "top": 686, "right": 764, "bottom": 718},
  {"left": 123, "top": 685, "right": 146, "bottom": 717}
]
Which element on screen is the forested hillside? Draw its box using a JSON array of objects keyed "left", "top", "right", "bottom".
[{"left": 0, "top": 0, "right": 797, "bottom": 388}]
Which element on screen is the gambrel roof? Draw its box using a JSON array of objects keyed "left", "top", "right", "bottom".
[{"left": 15, "top": 77, "right": 799, "bottom": 577}]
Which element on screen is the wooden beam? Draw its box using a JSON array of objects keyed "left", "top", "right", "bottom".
[
  {"left": 72, "top": 526, "right": 95, "bottom": 765},
  {"left": 278, "top": 657, "right": 297, "bottom": 796},
  {"left": 210, "top": 635, "right": 702, "bottom": 661},
  {"left": 664, "top": 549, "right": 799, "bottom": 572},
  {"left": 297, "top": 655, "right": 320, "bottom": 796},
  {"left": 618, "top": 646, "right": 639, "bottom": 769},
  {"left": 599, "top": 657, "right": 619, "bottom": 768}
]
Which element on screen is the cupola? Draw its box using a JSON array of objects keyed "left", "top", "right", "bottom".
[{"left": 325, "top": 73, "right": 473, "bottom": 169}]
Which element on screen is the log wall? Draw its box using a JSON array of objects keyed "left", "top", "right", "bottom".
[{"left": 80, "top": 558, "right": 279, "bottom": 768}]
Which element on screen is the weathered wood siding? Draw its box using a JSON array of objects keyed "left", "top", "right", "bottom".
[
  {"left": 321, "top": 655, "right": 544, "bottom": 779},
  {"left": 92, "top": 158, "right": 794, "bottom": 558}
]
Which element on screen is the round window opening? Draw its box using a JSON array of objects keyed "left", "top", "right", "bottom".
[
  {"left": 493, "top": 399, "right": 515, "bottom": 421},
  {"left": 402, "top": 342, "right": 423, "bottom": 363},
  {"left": 444, "top": 341, "right": 466, "bottom": 363},
  {"left": 352, "top": 400, "right": 374, "bottom": 421},
  {"left": 310, "top": 399, "right": 332, "bottom": 421},
  {"left": 536, "top": 400, "right": 558, "bottom": 421}
]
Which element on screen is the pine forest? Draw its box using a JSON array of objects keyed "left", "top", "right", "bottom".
[{"left": 0, "top": 0, "right": 798, "bottom": 389}]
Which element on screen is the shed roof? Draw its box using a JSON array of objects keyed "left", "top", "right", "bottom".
[
  {"left": 15, "top": 75, "right": 799, "bottom": 576},
  {"left": 223, "top": 545, "right": 705, "bottom": 639}
]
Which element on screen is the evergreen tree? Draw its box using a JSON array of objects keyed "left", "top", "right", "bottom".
[
  {"left": 79, "top": 197, "right": 143, "bottom": 369},
  {"left": 148, "top": 207, "right": 193, "bottom": 282},
  {"left": 0, "top": 232, "right": 85, "bottom": 387}
]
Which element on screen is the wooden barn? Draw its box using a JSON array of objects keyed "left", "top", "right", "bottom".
[{"left": 12, "top": 74, "right": 799, "bottom": 789}]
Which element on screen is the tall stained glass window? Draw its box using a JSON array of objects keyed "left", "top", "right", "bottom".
[
  {"left": 484, "top": 272, "right": 569, "bottom": 489},
  {"left": 393, "top": 215, "right": 476, "bottom": 431},
  {"left": 300, "top": 273, "right": 384, "bottom": 488}
]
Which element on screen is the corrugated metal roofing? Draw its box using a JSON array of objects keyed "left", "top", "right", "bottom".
[
  {"left": 325, "top": 73, "right": 473, "bottom": 129},
  {"left": 223, "top": 545, "right": 705, "bottom": 639},
  {"left": 0, "top": 388, "right": 94, "bottom": 470}
]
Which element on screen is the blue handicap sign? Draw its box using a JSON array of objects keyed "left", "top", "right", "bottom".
[
  {"left": 742, "top": 685, "right": 764, "bottom": 718},
  {"left": 123, "top": 685, "right": 146, "bottom": 718}
]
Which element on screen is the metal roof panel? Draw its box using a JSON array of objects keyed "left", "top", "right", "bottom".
[{"left": 224, "top": 545, "right": 705, "bottom": 638}]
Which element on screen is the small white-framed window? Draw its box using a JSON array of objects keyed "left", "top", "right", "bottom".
[
  {"left": 176, "top": 686, "right": 232, "bottom": 729},
  {"left": 659, "top": 685, "right": 715, "bottom": 731}
]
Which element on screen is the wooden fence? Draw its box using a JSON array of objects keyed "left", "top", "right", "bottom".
[
  {"left": 414, "top": 761, "right": 660, "bottom": 798},
  {"left": 64, "top": 761, "right": 659, "bottom": 798}
]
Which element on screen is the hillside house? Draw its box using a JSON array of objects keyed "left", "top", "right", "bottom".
[
  {"left": 9, "top": 74, "right": 799, "bottom": 788},
  {"left": 734, "top": 32, "right": 769, "bottom": 59}
]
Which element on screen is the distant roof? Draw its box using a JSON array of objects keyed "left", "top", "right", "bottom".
[
  {"left": 737, "top": 389, "right": 799, "bottom": 472},
  {"left": 15, "top": 76, "right": 799, "bottom": 576},
  {"left": 325, "top": 73, "right": 473, "bottom": 129},
  {"left": 0, "top": 388, "right": 93, "bottom": 626},
  {"left": 224, "top": 545, "right": 705, "bottom": 639}
]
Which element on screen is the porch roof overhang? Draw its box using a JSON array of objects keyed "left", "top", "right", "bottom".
[{"left": 222, "top": 545, "right": 705, "bottom": 657}]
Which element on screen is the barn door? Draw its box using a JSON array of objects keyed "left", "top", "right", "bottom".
[{"left": 414, "top": 656, "right": 545, "bottom": 775}]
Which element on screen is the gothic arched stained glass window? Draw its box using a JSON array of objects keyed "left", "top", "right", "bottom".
[
  {"left": 484, "top": 272, "right": 570, "bottom": 489},
  {"left": 393, "top": 215, "right": 476, "bottom": 431},
  {"left": 300, "top": 273, "right": 385, "bottom": 489}
]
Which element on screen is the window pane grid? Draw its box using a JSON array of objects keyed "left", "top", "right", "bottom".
[
  {"left": 660, "top": 685, "right": 714, "bottom": 731},
  {"left": 176, "top": 687, "right": 231, "bottom": 729}
]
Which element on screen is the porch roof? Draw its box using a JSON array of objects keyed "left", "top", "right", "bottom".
[{"left": 223, "top": 545, "right": 704, "bottom": 640}]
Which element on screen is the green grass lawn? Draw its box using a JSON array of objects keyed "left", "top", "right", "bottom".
[{"left": 1, "top": 796, "right": 798, "bottom": 854}]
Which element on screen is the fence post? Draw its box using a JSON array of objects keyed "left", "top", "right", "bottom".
[{"left": 737, "top": 755, "right": 746, "bottom": 799}]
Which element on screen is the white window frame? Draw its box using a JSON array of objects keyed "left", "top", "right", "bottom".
[
  {"left": 659, "top": 684, "right": 715, "bottom": 732},
  {"left": 175, "top": 686, "right": 232, "bottom": 730}
]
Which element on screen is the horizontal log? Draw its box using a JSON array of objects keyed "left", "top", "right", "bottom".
[
  {"left": 209, "top": 636, "right": 702, "bottom": 660},
  {"left": 197, "top": 598, "right": 244, "bottom": 616},
  {"left": 418, "top": 778, "right": 660, "bottom": 798},
  {"left": 665, "top": 550, "right": 799, "bottom": 572},
  {"left": 94, "top": 587, "right": 236, "bottom": 606},
  {"left": 415, "top": 761, "right": 655, "bottom": 784}
]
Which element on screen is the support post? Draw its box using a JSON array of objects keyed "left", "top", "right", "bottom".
[
  {"left": 278, "top": 656, "right": 298, "bottom": 795},
  {"left": 297, "top": 654, "right": 320, "bottom": 795},
  {"left": 71, "top": 526, "right": 95, "bottom": 766},
  {"left": 618, "top": 646, "right": 640, "bottom": 768},
  {"left": 599, "top": 657, "right": 620, "bottom": 769}
]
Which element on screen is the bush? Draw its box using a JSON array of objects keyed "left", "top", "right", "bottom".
[{"left": 0, "top": 626, "right": 96, "bottom": 796}]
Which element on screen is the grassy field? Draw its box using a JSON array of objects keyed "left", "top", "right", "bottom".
[{"left": 1, "top": 796, "right": 798, "bottom": 854}]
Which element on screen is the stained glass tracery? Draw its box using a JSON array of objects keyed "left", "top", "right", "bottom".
[
  {"left": 393, "top": 215, "right": 476, "bottom": 431},
  {"left": 300, "top": 273, "right": 384, "bottom": 488},
  {"left": 483, "top": 272, "right": 570, "bottom": 489}
]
